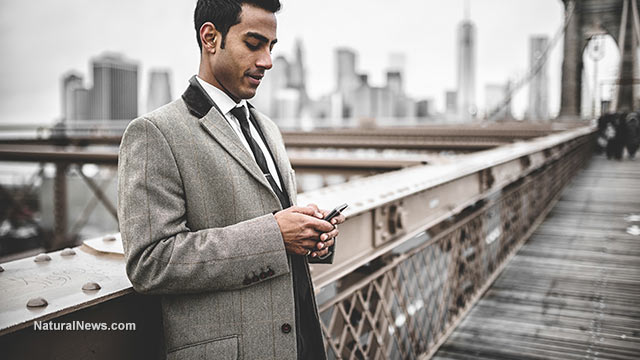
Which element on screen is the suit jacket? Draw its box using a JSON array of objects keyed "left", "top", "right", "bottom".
[{"left": 117, "top": 76, "right": 328, "bottom": 360}]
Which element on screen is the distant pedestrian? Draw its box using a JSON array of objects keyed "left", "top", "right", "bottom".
[
  {"left": 603, "top": 113, "right": 625, "bottom": 160},
  {"left": 625, "top": 112, "right": 640, "bottom": 159},
  {"left": 596, "top": 113, "right": 615, "bottom": 154}
]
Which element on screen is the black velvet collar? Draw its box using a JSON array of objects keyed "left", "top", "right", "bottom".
[
  {"left": 181, "top": 75, "right": 256, "bottom": 119},
  {"left": 182, "top": 75, "right": 215, "bottom": 118}
]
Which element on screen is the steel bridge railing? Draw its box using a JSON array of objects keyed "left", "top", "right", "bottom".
[
  {"left": 0, "top": 126, "right": 596, "bottom": 360},
  {"left": 313, "top": 132, "right": 594, "bottom": 359}
]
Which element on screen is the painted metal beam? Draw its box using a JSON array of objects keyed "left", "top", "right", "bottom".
[{"left": 0, "top": 126, "right": 595, "bottom": 338}]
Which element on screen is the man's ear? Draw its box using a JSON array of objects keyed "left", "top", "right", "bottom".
[{"left": 200, "top": 22, "right": 218, "bottom": 54}]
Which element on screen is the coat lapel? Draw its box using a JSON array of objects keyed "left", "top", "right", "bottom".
[
  {"left": 182, "top": 76, "right": 274, "bottom": 195},
  {"left": 250, "top": 106, "right": 295, "bottom": 200}
]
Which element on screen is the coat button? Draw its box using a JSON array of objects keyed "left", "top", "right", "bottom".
[
  {"left": 252, "top": 273, "right": 260, "bottom": 283},
  {"left": 281, "top": 323, "right": 292, "bottom": 334},
  {"left": 267, "top": 267, "right": 275, "bottom": 276},
  {"left": 260, "top": 271, "right": 267, "bottom": 279}
]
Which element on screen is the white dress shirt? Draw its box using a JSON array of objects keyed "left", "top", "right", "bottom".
[{"left": 196, "top": 76, "right": 283, "bottom": 191}]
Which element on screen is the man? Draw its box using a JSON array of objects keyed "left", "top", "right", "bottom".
[{"left": 117, "top": 1, "right": 344, "bottom": 359}]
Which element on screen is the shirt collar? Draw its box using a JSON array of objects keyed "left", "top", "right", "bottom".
[{"left": 195, "top": 75, "right": 248, "bottom": 118}]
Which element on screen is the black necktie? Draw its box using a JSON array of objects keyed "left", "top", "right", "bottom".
[
  {"left": 230, "top": 107, "right": 322, "bottom": 358},
  {"left": 230, "top": 106, "right": 290, "bottom": 208}
]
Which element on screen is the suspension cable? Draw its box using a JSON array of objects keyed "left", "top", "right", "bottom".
[{"left": 487, "top": 1, "right": 575, "bottom": 120}]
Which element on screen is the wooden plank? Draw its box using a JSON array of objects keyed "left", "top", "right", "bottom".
[{"left": 432, "top": 156, "right": 640, "bottom": 359}]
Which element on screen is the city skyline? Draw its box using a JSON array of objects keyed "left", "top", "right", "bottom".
[
  {"left": 61, "top": 53, "right": 139, "bottom": 121},
  {"left": 0, "top": 0, "right": 621, "bottom": 124}
]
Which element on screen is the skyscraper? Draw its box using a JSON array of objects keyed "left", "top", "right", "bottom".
[
  {"left": 89, "top": 53, "right": 138, "bottom": 120},
  {"left": 61, "top": 71, "right": 89, "bottom": 121},
  {"left": 147, "top": 69, "right": 172, "bottom": 113},
  {"left": 335, "top": 48, "right": 359, "bottom": 94},
  {"left": 446, "top": 90, "right": 458, "bottom": 114},
  {"left": 388, "top": 53, "right": 407, "bottom": 81},
  {"left": 334, "top": 48, "right": 361, "bottom": 119},
  {"left": 289, "top": 39, "right": 307, "bottom": 101},
  {"left": 416, "top": 99, "right": 432, "bottom": 118},
  {"left": 527, "top": 36, "right": 549, "bottom": 121},
  {"left": 456, "top": 4, "right": 477, "bottom": 121}
]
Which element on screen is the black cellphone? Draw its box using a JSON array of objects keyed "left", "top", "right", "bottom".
[{"left": 323, "top": 203, "right": 348, "bottom": 221}]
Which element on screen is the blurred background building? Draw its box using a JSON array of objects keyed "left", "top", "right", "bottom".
[
  {"left": 146, "top": 69, "right": 172, "bottom": 113},
  {"left": 456, "top": 3, "right": 477, "bottom": 122},
  {"left": 60, "top": 53, "right": 138, "bottom": 122},
  {"left": 527, "top": 36, "right": 550, "bottom": 121},
  {"left": 89, "top": 53, "right": 138, "bottom": 120}
]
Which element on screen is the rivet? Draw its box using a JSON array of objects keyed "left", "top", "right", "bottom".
[
  {"left": 27, "top": 297, "right": 48, "bottom": 308},
  {"left": 82, "top": 282, "right": 102, "bottom": 291},
  {"left": 60, "top": 248, "right": 76, "bottom": 256},
  {"left": 34, "top": 254, "right": 51, "bottom": 262},
  {"left": 103, "top": 235, "right": 116, "bottom": 242}
]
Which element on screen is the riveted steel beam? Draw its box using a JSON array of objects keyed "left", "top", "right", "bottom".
[{"left": 0, "top": 125, "right": 595, "bottom": 359}]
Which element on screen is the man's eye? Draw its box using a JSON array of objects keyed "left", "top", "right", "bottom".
[{"left": 246, "top": 42, "right": 259, "bottom": 50}]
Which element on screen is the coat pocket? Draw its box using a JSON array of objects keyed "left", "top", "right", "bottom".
[{"left": 167, "top": 335, "right": 239, "bottom": 360}]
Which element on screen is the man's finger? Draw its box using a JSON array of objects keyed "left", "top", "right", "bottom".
[
  {"left": 306, "top": 203, "right": 323, "bottom": 218},
  {"left": 312, "top": 248, "right": 329, "bottom": 258},
  {"left": 320, "top": 228, "right": 339, "bottom": 241},
  {"left": 290, "top": 205, "right": 323, "bottom": 218},
  {"left": 306, "top": 217, "right": 335, "bottom": 233},
  {"left": 330, "top": 214, "right": 346, "bottom": 225},
  {"left": 299, "top": 239, "right": 319, "bottom": 249},
  {"left": 319, "top": 238, "right": 335, "bottom": 248},
  {"left": 306, "top": 203, "right": 322, "bottom": 216}
]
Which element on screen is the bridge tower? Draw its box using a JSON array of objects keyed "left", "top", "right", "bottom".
[{"left": 560, "top": 0, "right": 640, "bottom": 118}]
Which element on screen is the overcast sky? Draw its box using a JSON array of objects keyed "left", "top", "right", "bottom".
[{"left": 0, "top": 0, "right": 622, "bottom": 124}]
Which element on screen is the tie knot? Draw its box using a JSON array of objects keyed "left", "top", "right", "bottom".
[{"left": 230, "top": 106, "right": 248, "bottom": 124}]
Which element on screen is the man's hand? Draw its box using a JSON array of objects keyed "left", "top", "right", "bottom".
[
  {"left": 305, "top": 203, "right": 346, "bottom": 258},
  {"left": 274, "top": 205, "right": 338, "bottom": 257}
]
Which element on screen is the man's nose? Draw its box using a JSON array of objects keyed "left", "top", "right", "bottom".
[{"left": 256, "top": 49, "right": 272, "bottom": 70}]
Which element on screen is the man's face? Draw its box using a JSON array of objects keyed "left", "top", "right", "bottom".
[{"left": 208, "top": 4, "right": 277, "bottom": 102}]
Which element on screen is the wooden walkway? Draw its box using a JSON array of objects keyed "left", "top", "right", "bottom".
[{"left": 433, "top": 156, "right": 640, "bottom": 360}]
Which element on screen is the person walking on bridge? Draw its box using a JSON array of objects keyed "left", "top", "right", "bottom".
[{"left": 117, "top": 1, "right": 344, "bottom": 359}]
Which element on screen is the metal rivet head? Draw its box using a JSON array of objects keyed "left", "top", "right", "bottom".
[
  {"left": 103, "top": 235, "right": 116, "bottom": 242},
  {"left": 27, "top": 297, "right": 48, "bottom": 308},
  {"left": 82, "top": 282, "right": 102, "bottom": 291},
  {"left": 34, "top": 254, "right": 51, "bottom": 262},
  {"left": 60, "top": 248, "right": 76, "bottom": 256}
]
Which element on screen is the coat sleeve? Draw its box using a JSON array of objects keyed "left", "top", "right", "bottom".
[{"left": 117, "top": 117, "right": 290, "bottom": 295}]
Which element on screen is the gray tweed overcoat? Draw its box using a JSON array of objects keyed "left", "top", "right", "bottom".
[{"left": 118, "top": 76, "right": 329, "bottom": 359}]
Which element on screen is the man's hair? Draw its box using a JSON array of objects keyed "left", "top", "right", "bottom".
[{"left": 194, "top": 0, "right": 281, "bottom": 51}]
